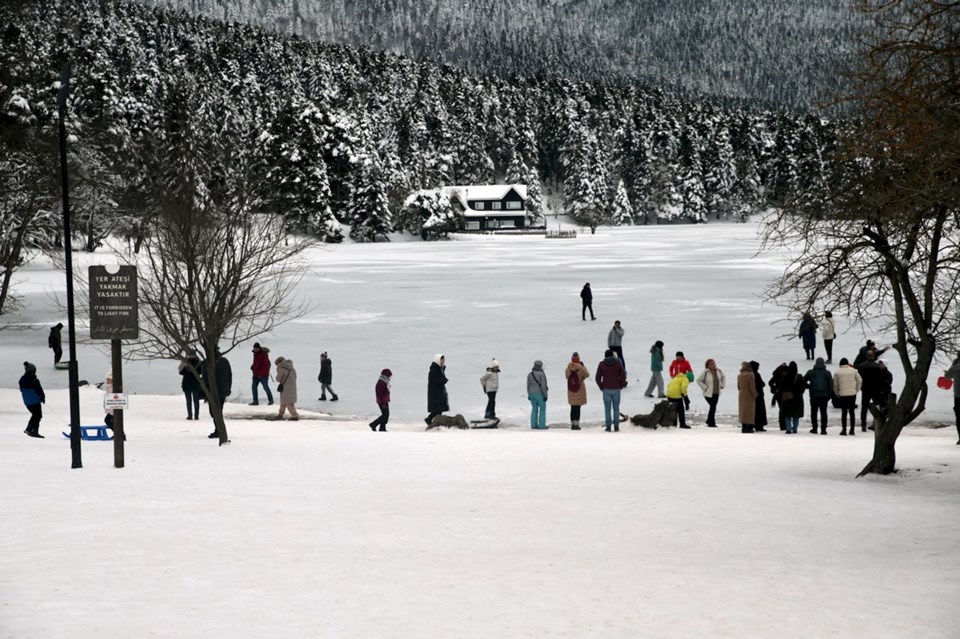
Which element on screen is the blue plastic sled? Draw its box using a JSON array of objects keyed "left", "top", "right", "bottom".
[{"left": 62, "top": 426, "right": 113, "bottom": 441}]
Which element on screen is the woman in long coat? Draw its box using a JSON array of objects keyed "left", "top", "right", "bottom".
[
  {"left": 565, "top": 352, "right": 590, "bottom": 430},
  {"left": 275, "top": 357, "right": 299, "bottom": 421},
  {"left": 426, "top": 354, "right": 449, "bottom": 425},
  {"left": 750, "top": 360, "right": 768, "bottom": 432},
  {"left": 737, "top": 361, "right": 757, "bottom": 433}
]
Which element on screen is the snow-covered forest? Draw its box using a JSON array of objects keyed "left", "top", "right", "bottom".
[
  {"left": 2, "top": 0, "right": 839, "bottom": 246},
  {"left": 136, "top": 0, "right": 863, "bottom": 109}
]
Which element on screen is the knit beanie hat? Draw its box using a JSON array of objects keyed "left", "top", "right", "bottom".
[{"left": 23, "top": 361, "right": 36, "bottom": 374}]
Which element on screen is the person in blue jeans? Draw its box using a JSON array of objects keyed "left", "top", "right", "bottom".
[
  {"left": 527, "top": 360, "right": 549, "bottom": 429},
  {"left": 596, "top": 349, "right": 627, "bottom": 431}
]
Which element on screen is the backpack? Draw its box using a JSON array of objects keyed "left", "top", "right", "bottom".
[{"left": 567, "top": 368, "right": 582, "bottom": 392}]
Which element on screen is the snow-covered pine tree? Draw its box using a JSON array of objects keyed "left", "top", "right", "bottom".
[
  {"left": 505, "top": 149, "right": 543, "bottom": 225},
  {"left": 610, "top": 179, "right": 634, "bottom": 226},
  {"left": 564, "top": 126, "right": 609, "bottom": 233},
  {"left": 396, "top": 190, "right": 460, "bottom": 240},
  {"left": 346, "top": 156, "right": 392, "bottom": 242}
]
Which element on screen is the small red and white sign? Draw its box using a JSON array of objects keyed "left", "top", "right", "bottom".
[{"left": 103, "top": 393, "right": 129, "bottom": 410}]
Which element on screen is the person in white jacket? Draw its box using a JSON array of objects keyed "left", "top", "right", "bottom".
[
  {"left": 833, "top": 358, "right": 862, "bottom": 436},
  {"left": 696, "top": 359, "right": 726, "bottom": 427},
  {"left": 822, "top": 311, "right": 836, "bottom": 364},
  {"left": 479, "top": 359, "right": 500, "bottom": 420}
]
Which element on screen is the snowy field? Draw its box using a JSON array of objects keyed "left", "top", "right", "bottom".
[{"left": 2, "top": 223, "right": 959, "bottom": 637}]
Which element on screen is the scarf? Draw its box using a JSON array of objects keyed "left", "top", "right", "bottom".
[{"left": 379, "top": 374, "right": 392, "bottom": 388}]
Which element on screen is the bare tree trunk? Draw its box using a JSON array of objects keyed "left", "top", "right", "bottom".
[{"left": 857, "top": 393, "right": 901, "bottom": 477}]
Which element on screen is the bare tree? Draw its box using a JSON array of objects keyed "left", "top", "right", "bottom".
[
  {"left": 0, "top": 127, "right": 58, "bottom": 316},
  {"left": 762, "top": 0, "right": 960, "bottom": 476},
  {"left": 124, "top": 204, "right": 314, "bottom": 445}
]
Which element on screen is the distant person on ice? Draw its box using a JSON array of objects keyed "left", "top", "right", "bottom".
[
  {"left": 527, "top": 360, "right": 549, "bottom": 429},
  {"left": 48, "top": 322, "right": 63, "bottom": 365},
  {"left": 425, "top": 354, "right": 449, "bottom": 426},
  {"left": 596, "top": 349, "right": 627, "bottom": 432},
  {"left": 799, "top": 311, "right": 818, "bottom": 360},
  {"left": 608, "top": 320, "right": 625, "bottom": 371},
  {"left": 821, "top": 311, "right": 836, "bottom": 364},
  {"left": 20, "top": 361, "right": 45, "bottom": 438},
  {"left": 249, "top": 342, "right": 273, "bottom": 406},
  {"left": 274, "top": 356, "right": 299, "bottom": 421},
  {"left": 479, "top": 358, "right": 500, "bottom": 420},
  {"left": 644, "top": 340, "right": 665, "bottom": 398},
  {"left": 565, "top": 352, "right": 590, "bottom": 430},
  {"left": 944, "top": 352, "right": 960, "bottom": 444},
  {"left": 318, "top": 351, "right": 339, "bottom": 401},
  {"left": 369, "top": 369, "right": 392, "bottom": 432},
  {"left": 580, "top": 282, "right": 596, "bottom": 321}
]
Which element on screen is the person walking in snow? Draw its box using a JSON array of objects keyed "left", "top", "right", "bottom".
[
  {"left": 799, "top": 311, "right": 818, "bottom": 360},
  {"left": 369, "top": 369, "right": 392, "bottom": 432},
  {"left": 944, "top": 353, "right": 960, "bottom": 444},
  {"left": 425, "top": 354, "right": 449, "bottom": 426},
  {"left": 580, "top": 282, "right": 596, "bottom": 321},
  {"left": 20, "top": 361, "right": 46, "bottom": 438},
  {"left": 48, "top": 322, "right": 63, "bottom": 365},
  {"left": 696, "top": 358, "right": 726, "bottom": 427},
  {"left": 833, "top": 358, "right": 862, "bottom": 436},
  {"left": 565, "top": 352, "right": 590, "bottom": 430},
  {"left": 821, "top": 311, "right": 836, "bottom": 364},
  {"left": 274, "top": 356, "right": 299, "bottom": 421},
  {"left": 803, "top": 357, "right": 833, "bottom": 434},
  {"left": 596, "top": 349, "right": 627, "bottom": 432},
  {"left": 179, "top": 351, "right": 202, "bottom": 420},
  {"left": 750, "top": 361, "right": 768, "bottom": 432},
  {"left": 737, "top": 361, "right": 757, "bottom": 433},
  {"left": 666, "top": 372, "right": 691, "bottom": 428},
  {"left": 857, "top": 349, "right": 884, "bottom": 432},
  {"left": 644, "top": 340, "right": 666, "bottom": 398},
  {"left": 527, "top": 360, "right": 549, "bottom": 429},
  {"left": 607, "top": 320, "right": 626, "bottom": 371},
  {"left": 250, "top": 342, "right": 273, "bottom": 406},
  {"left": 318, "top": 352, "right": 339, "bottom": 401},
  {"left": 479, "top": 359, "right": 500, "bottom": 420}
]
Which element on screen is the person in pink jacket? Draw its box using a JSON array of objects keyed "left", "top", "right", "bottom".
[{"left": 369, "top": 369, "right": 392, "bottom": 432}]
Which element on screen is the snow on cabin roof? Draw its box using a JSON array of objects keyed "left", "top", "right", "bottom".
[{"left": 450, "top": 184, "right": 527, "bottom": 202}]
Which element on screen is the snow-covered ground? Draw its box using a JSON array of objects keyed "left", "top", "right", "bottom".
[{"left": 2, "top": 223, "right": 958, "bottom": 637}]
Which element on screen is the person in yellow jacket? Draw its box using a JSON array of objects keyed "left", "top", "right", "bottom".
[{"left": 666, "top": 373, "right": 691, "bottom": 428}]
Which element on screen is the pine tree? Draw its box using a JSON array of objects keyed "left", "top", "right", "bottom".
[
  {"left": 506, "top": 149, "right": 543, "bottom": 225},
  {"left": 610, "top": 179, "right": 634, "bottom": 226},
  {"left": 346, "top": 158, "right": 393, "bottom": 242}
]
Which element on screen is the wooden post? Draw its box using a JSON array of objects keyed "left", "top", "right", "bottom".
[{"left": 111, "top": 339, "right": 125, "bottom": 468}]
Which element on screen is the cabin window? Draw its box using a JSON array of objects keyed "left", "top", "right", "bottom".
[
  {"left": 485, "top": 220, "right": 499, "bottom": 229},
  {"left": 465, "top": 221, "right": 480, "bottom": 230},
  {"left": 473, "top": 201, "right": 486, "bottom": 210},
  {"left": 506, "top": 201, "right": 522, "bottom": 210},
  {"left": 491, "top": 202, "right": 502, "bottom": 210},
  {"left": 500, "top": 220, "right": 516, "bottom": 228}
]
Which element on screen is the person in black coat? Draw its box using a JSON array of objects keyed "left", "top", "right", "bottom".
[
  {"left": 19, "top": 361, "right": 46, "bottom": 438},
  {"left": 179, "top": 351, "right": 202, "bottom": 420},
  {"left": 48, "top": 322, "right": 63, "bottom": 365},
  {"left": 425, "top": 354, "right": 449, "bottom": 425},
  {"left": 580, "top": 282, "right": 596, "bottom": 321},
  {"left": 750, "top": 360, "right": 768, "bottom": 432},
  {"left": 768, "top": 362, "right": 790, "bottom": 431},
  {"left": 857, "top": 351, "right": 884, "bottom": 432},
  {"left": 318, "top": 351, "right": 338, "bottom": 401}
]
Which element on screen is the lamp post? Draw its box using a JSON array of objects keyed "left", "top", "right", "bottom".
[{"left": 58, "top": 62, "right": 82, "bottom": 469}]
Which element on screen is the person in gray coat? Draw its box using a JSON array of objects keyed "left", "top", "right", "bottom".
[
  {"left": 608, "top": 320, "right": 626, "bottom": 371},
  {"left": 527, "top": 360, "right": 549, "bottom": 429}
]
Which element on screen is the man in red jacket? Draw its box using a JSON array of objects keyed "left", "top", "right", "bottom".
[
  {"left": 250, "top": 342, "right": 273, "bottom": 406},
  {"left": 596, "top": 349, "right": 627, "bottom": 432}
]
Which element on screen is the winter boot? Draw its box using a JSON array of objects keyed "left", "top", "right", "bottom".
[
  {"left": 378, "top": 426, "right": 386, "bottom": 432},
  {"left": 820, "top": 427, "right": 827, "bottom": 435},
  {"left": 571, "top": 421, "right": 580, "bottom": 430},
  {"left": 809, "top": 427, "right": 818, "bottom": 434},
  {"left": 249, "top": 401, "right": 259, "bottom": 406},
  {"left": 331, "top": 394, "right": 339, "bottom": 401},
  {"left": 741, "top": 425, "right": 755, "bottom": 433},
  {"left": 318, "top": 395, "right": 327, "bottom": 401}
]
